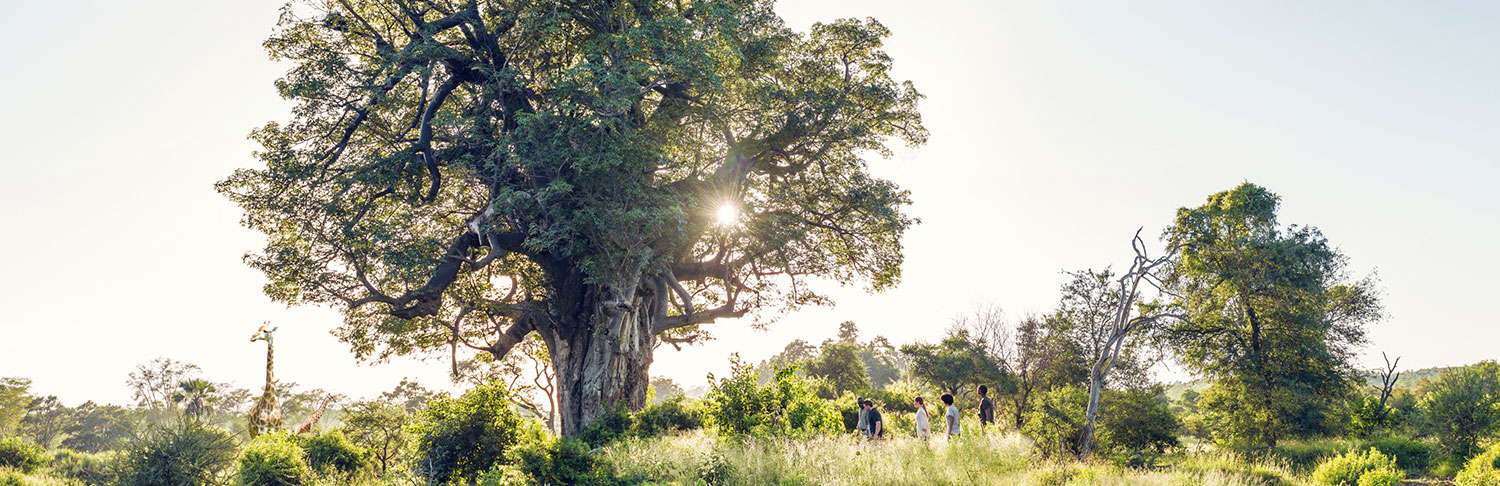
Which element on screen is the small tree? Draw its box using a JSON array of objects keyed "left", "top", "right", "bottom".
[
  {"left": 409, "top": 381, "right": 523, "bottom": 483},
  {"left": 804, "top": 341, "right": 871, "bottom": 395},
  {"left": 1418, "top": 361, "right": 1500, "bottom": 461},
  {"left": 1372, "top": 353, "right": 1401, "bottom": 429},
  {"left": 900, "top": 329, "right": 1007, "bottom": 401},
  {"left": 340, "top": 400, "right": 411, "bottom": 475}
]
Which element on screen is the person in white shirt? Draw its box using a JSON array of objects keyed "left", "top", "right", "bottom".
[
  {"left": 913, "top": 396, "right": 930, "bottom": 440},
  {"left": 941, "top": 393, "right": 961, "bottom": 437}
]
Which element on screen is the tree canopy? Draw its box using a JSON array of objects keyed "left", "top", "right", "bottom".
[
  {"left": 218, "top": 0, "right": 925, "bottom": 434},
  {"left": 1162, "top": 182, "right": 1383, "bottom": 447}
]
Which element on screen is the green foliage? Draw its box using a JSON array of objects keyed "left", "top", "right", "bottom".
[
  {"left": 1418, "top": 361, "right": 1500, "bottom": 461},
  {"left": 1311, "top": 448, "right": 1402, "bottom": 486},
  {"left": 1455, "top": 442, "right": 1500, "bottom": 485},
  {"left": 900, "top": 329, "right": 1008, "bottom": 398},
  {"left": 46, "top": 449, "right": 114, "bottom": 485},
  {"left": 579, "top": 406, "right": 634, "bottom": 449},
  {"left": 507, "top": 436, "right": 622, "bottom": 486},
  {"left": 0, "top": 438, "right": 47, "bottom": 473},
  {"left": 647, "top": 378, "right": 684, "bottom": 405},
  {"left": 298, "top": 430, "right": 366, "bottom": 478},
  {"left": 339, "top": 400, "right": 410, "bottom": 474},
  {"left": 1095, "top": 387, "right": 1181, "bottom": 465},
  {"left": 632, "top": 397, "right": 705, "bottom": 438},
  {"left": 802, "top": 341, "right": 870, "bottom": 395},
  {"left": 59, "top": 402, "right": 134, "bottom": 453},
  {"left": 235, "top": 434, "right": 311, "bottom": 486},
  {"left": 1021, "top": 386, "right": 1177, "bottom": 462},
  {"left": 1164, "top": 183, "right": 1382, "bottom": 449},
  {"left": 1023, "top": 386, "right": 1088, "bottom": 458},
  {"left": 1364, "top": 435, "right": 1433, "bottom": 475},
  {"left": 0, "top": 379, "right": 33, "bottom": 438},
  {"left": 705, "top": 357, "right": 841, "bottom": 438},
  {"left": 115, "top": 420, "right": 238, "bottom": 486},
  {"left": 409, "top": 381, "right": 524, "bottom": 484}
]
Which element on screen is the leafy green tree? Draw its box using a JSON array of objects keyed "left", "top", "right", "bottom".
[
  {"left": 19, "top": 395, "right": 70, "bottom": 449},
  {"left": 115, "top": 420, "right": 238, "bottom": 486},
  {"left": 60, "top": 401, "right": 136, "bottom": 453},
  {"left": 409, "top": 382, "right": 523, "bottom": 483},
  {"left": 0, "top": 377, "right": 33, "bottom": 437},
  {"left": 339, "top": 400, "right": 411, "bottom": 475},
  {"left": 649, "top": 377, "right": 684, "bottom": 405},
  {"left": 126, "top": 358, "right": 202, "bottom": 413},
  {"left": 300, "top": 430, "right": 368, "bottom": 478},
  {"left": 900, "top": 329, "right": 1007, "bottom": 400},
  {"left": 755, "top": 339, "right": 817, "bottom": 384},
  {"left": 1005, "top": 313, "right": 1089, "bottom": 428},
  {"left": 859, "top": 336, "right": 903, "bottom": 389},
  {"left": 804, "top": 341, "right": 870, "bottom": 395},
  {"left": 705, "top": 356, "right": 840, "bottom": 438},
  {"left": 173, "top": 379, "right": 218, "bottom": 422},
  {"left": 218, "top": 0, "right": 925, "bottom": 435},
  {"left": 1162, "top": 183, "right": 1383, "bottom": 448},
  {"left": 837, "top": 321, "right": 860, "bottom": 342},
  {"left": 1417, "top": 361, "right": 1500, "bottom": 461}
]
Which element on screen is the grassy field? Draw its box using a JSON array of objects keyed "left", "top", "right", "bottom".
[{"left": 599, "top": 430, "right": 1311, "bottom": 486}]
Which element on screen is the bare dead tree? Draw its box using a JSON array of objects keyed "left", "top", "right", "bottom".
[
  {"left": 1372, "top": 352, "right": 1401, "bottom": 429},
  {"left": 1079, "top": 228, "right": 1191, "bottom": 460}
]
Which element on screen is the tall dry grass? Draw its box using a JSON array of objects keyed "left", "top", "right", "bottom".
[{"left": 599, "top": 430, "right": 1308, "bottom": 486}]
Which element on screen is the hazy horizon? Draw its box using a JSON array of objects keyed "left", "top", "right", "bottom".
[{"left": 1, "top": 0, "right": 1496, "bottom": 407}]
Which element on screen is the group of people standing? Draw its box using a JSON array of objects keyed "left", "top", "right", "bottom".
[{"left": 856, "top": 385, "right": 997, "bottom": 441}]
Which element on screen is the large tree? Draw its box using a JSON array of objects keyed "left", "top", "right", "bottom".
[
  {"left": 219, "top": 0, "right": 926, "bottom": 435},
  {"left": 1162, "top": 183, "right": 1382, "bottom": 448}
]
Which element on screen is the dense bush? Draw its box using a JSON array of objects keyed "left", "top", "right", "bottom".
[
  {"left": 1022, "top": 386, "right": 1087, "bottom": 458},
  {"left": 298, "top": 430, "right": 366, "bottom": 478},
  {"left": 48, "top": 449, "right": 114, "bottom": 485},
  {"left": 1364, "top": 435, "right": 1432, "bottom": 475},
  {"left": 0, "top": 438, "right": 48, "bottom": 473},
  {"left": 1418, "top": 361, "right": 1500, "bottom": 461},
  {"left": 1021, "top": 386, "right": 1177, "bottom": 463},
  {"left": 579, "top": 406, "right": 634, "bottom": 449},
  {"left": 410, "top": 381, "right": 524, "bottom": 483},
  {"left": 507, "top": 436, "right": 623, "bottom": 485},
  {"left": 633, "top": 397, "right": 705, "bottom": 438},
  {"left": 1455, "top": 442, "right": 1500, "bottom": 486},
  {"left": 1311, "top": 448, "right": 1403, "bottom": 486},
  {"left": 235, "top": 434, "right": 311, "bottom": 486},
  {"left": 705, "top": 358, "right": 841, "bottom": 438},
  {"left": 114, "top": 421, "right": 237, "bottom": 486}
]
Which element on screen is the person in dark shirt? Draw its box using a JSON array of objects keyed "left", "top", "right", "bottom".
[
  {"left": 861, "top": 399, "right": 883, "bottom": 441},
  {"left": 978, "top": 385, "right": 995, "bottom": 428}
]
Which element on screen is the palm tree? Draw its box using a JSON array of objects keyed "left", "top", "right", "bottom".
[{"left": 172, "top": 378, "right": 217, "bottom": 421}]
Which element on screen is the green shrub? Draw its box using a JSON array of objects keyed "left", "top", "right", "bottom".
[
  {"left": 477, "top": 464, "right": 533, "bottom": 486},
  {"left": 1363, "top": 435, "right": 1432, "bottom": 475},
  {"left": 1355, "top": 467, "right": 1404, "bottom": 486},
  {"left": 632, "top": 398, "right": 704, "bottom": 438},
  {"left": 1418, "top": 361, "right": 1500, "bottom": 462},
  {"left": 705, "top": 358, "right": 842, "bottom": 438},
  {"left": 508, "top": 436, "right": 620, "bottom": 485},
  {"left": 1096, "top": 387, "right": 1180, "bottom": 465},
  {"left": 47, "top": 449, "right": 114, "bottom": 485},
  {"left": 0, "top": 438, "right": 48, "bottom": 473},
  {"left": 298, "top": 430, "right": 366, "bottom": 477},
  {"left": 1455, "top": 442, "right": 1500, "bottom": 486},
  {"left": 579, "top": 406, "right": 634, "bottom": 448},
  {"left": 1311, "top": 447, "right": 1402, "bottom": 486},
  {"left": 410, "top": 381, "right": 524, "bottom": 484},
  {"left": 1022, "top": 386, "right": 1086, "bottom": 458},
  {"left": 1273, "top": 438, "right": 1357, "bottom": 469},
  {"left": 114, "top": 421, "right": 238, "bottom": 486},
  {"left": 235, "top": 434, "right": 311, "bottom": 486}
]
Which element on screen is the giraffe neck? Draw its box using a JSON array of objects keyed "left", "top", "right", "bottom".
[{"left": 263, "top": 337, "right": 276, "bottom": 400}]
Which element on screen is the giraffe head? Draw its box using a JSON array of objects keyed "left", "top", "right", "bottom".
[{"left": 250, "top": 322, "right": 276, "bottom": 342}]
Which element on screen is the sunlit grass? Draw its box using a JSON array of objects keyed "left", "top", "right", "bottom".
[{"left": 599, "top": 430, "right": 1310, "bottom": 486}]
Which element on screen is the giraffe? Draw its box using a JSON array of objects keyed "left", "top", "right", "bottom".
[
  {"left": 294, "top": 395, "right": 333, "bottom": 435},
  {"left": 247, "top": 323, "right": 283, "bottom": 438}
]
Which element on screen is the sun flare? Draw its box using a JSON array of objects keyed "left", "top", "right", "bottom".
[{"left": 715, "top": 204, "right": 738, "bottom": 226}]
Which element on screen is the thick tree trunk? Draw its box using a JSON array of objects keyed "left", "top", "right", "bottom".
[{"left": 541, "top": 273, "right": 662, "bottom": 436}]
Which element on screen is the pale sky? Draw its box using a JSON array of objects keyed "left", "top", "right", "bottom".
[{"left": 1, "top": 0, "right": 1496, "bottom": 406}]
